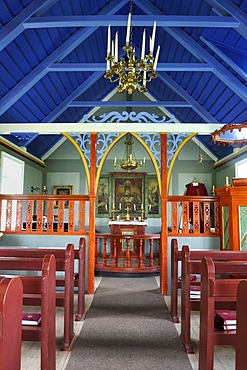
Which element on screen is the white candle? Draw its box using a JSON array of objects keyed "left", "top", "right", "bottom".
[
  {"left": 134, "top": 204, "right": 136, "bottom": 211},
  {"left": 143, "top": 157, "right": 145, "bottom": 164},
  {"left": 111, "top": 40, "right": 114, "bottom": 61},
  {"left": 119, "top": 202, "right": 121, "bottom": 210},
  {"left": 126, "top": 13, "right": 131, "bottom": 44},
  {"left": 112, "top": 202, "right": 115, "bottom": 209},
  {"left": 151, "top": 21, "right": 156, "bottom": 53},
  {"left": 141, "top": 204, "right": 143, "bottom": 209},
  {"left": 143, "top": 70, "right": 146, "bottom": 88},
  {"left": 141, "top": 29, "right": 146, "bottom": 60},
  {"left": 114, "top": 32, "right": 118, "bottom": 62},
  {"left": 226, "top": 176, "right": 229, "bottom": 186},
  {"left": 149, "top": 36, "right": 152, "bottom": 54},
  {"left": 153, "top": 45, "right": 160, "bottom": 71},
  {"left": 107, "top": 25, "right": 111, "bottom": 54},
  {"left": 105, "top": 204, "right": 108, "bottom": 211}
]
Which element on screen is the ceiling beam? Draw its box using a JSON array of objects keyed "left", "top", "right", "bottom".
[
  {"left": 134, "top": 0, "right": 247, "bottom": 104},
  {"left": 69, "top": 101, "right": 191, "bottom": 108},
  {"left": 49, "top": 62, "right": 213, "bottom": 72},
  {"left": 0, "top": 0, "right": 59, "bottom": 52},
  {"left": 158, "top": 73, "right": 219, "bottom": 123},
  {"left": 23, "top": 15, "right": 239, "bottom": 28},
  {"left": 200, "top": 37, "right": 247, "bottom": 81},
  {"left": 0, "top": 123, "right": 222, "bottom": 134},
  {"left": 42, "top": 72, "right": 104, "bottom": 123},
  {"left": 205, "top": 0, "right": 247, "bottom": 38},
  {"left": 0, "top": 0, "right": 129, "bottom": 116}
]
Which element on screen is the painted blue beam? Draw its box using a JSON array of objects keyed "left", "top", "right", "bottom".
[
  {"left": 69, "top": 101, "right": 191, "bottom": 108},
  {"left": 23, "top": 15, "right": 239, "bottom": 28},
  {"left": 205, "top": 0, "right": 247, "bottom": 38},
  {"left": 42, "top": 72, "right": 104, "bottom": 123},
  {"left": 134, "top": 0, "right": 247, "bottom": 104},
  {"left": 200, "top": 37, "right": 247, "bottom": 81},
  {"left": 0, "top": 0, "right": 129, "bottom": 116},
  {"left": 0, "top": 0, "right": 59, "bottom": 52},
  {"left": 49, "top": 62, "right": 213, "bottom": 72},
  {"left": 158, "top": 73, "right": 219, "bottom": 123}
]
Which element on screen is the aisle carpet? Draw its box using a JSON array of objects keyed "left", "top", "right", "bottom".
[{"left": 66, "top": 277, "right": 192, "bottom": 370}]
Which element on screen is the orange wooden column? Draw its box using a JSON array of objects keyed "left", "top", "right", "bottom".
[
  {"left": 160, "top": 133, "right": 168, "bottom": 295},
  {"left": 88, "top": 133, "right": 97, "bottom": 294}
]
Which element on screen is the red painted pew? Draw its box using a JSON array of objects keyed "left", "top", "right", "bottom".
[
  {"left": 198, "top": 257, "right": 247, "bottom": 370},
  {"left": 0, "top": 244, "right": 74, "bottom": 351},
  {"left": 236, "top": 280, "right": 247, "bottom": 370},
  {"left": 0, "top": 277, "right": 23, "bottom": 370},
  {"left": 180, "top": 245, "right": 247, "bottom": 354},
  {"left": 0, "top": 254, "right": 56, "bottom": 370}
]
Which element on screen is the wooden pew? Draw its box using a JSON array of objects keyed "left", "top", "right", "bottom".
[
  {"left": 56, "top": 237, "right": 86, "bottom": 321},
  {"left": 236, "top": 280, "right": 247, "bottom": 370},
  {"left": 0, "top": 237, "right": 86, "bottom": 322},
  {"left": 198, "top": 257, "right": 247, "bottom": 370},
  {"left": 0, "top": 277, "right": 23, "bottom": 370},
  {"left": 180, "top": 245, "right": 247, "bottom": 354},
  {"left": 0, "top": 254, "right": 56, "bottom": 370},
  {"left": 170, "top": 238, "right": 216, "bottom": 323},
  {"left": 170, "top": 238, "right": 200, "bottom": 323},
  {"left": 0, "top": 245, "right": 74, "bottom": 351}
]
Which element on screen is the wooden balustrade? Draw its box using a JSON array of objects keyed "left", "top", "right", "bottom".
[
  {"left": 95, "top": 234, "right": 160, "bottom": 274},
  {"left": 167, "top": 195, "right": 220, "bottom": 236},
  {"left": 0, "top": 194, "right": 90, "bottom": 235},
  {"left": 0, "top": 194, "right": 220, "bottom": 238}
]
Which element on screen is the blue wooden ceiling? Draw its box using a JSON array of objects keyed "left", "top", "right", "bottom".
[{"left": 0, "top": 0, "right": 247, "bottom": 160}]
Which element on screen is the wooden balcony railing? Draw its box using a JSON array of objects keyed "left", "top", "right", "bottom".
[
  {"left": 0, "top": 194, "right": 90, "bottom": 235},
  {"left": 95, "top": 234, "right": 160, "bottom": 274},
  {"left": 167, "top": 195, "right": 220, "bottom": 236},
  {"left": 0, "top": 194, "right": 220, "bottom": 238}
]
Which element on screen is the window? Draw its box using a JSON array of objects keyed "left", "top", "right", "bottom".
[
  {"left": 0, "top": 152, "right": 24, "bottom": 230},
  {"left": 235, "top": 158, "right": 247, "bottom": 178}
]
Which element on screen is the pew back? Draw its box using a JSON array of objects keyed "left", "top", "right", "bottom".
[
  {"left": 199, "top": 257, "right": 247, "bottom": 370},
  {"left": 180, "top": 245, "right": 247, "bottom": 354},
  {"left": 0, "top": 244, "right": 74, "bottom": 351},
  {"left": 0, "top": 277, "right": 23, "bottom": 370}
]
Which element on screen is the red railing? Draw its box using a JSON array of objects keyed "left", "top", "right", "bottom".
[
  {"left": 95, "top": 233, "right": 160, "bottom": 273},
  {"left": 0, "top": 194, "right": 220, "bottom": 237},
  {"left": 167, "top": 195, "right": 220, "bottom": 236},
  {"left": 0, "top": 194, "right": 90, "bottom": 235}
]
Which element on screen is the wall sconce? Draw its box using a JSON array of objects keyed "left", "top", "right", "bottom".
[
  {"left": 31, "top": 186, "right": 40, "bottom": 193},
  {"left": 42, "top": 185, "right": 47, "bottom": 194}
]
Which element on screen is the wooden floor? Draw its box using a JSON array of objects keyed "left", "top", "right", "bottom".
[{"left": 21, "top": 277, "right": 235, "bottom": 370}]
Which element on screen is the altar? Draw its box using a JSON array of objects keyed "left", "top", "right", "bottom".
[{"left": 109, "top": 220, "right": 148, "bottom": 257}]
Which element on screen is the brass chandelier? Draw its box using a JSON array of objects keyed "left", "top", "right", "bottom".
[
  {"left": 104, "top": 0, "right": 160, "bottom": 94},
  {"left": 114, "top": 134, "right": 145, "bottom": 172}
]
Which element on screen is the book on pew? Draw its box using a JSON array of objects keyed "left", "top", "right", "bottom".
[
  {"left": 190, "top": 285, "right": 201, "bottom": 299},
  {"left": 22, "top": 312, "right": 41, "bottom": 326},
  {"left": 179, "top": 274, "right": 197, "bottom": 282},
  {"left": 214, "top": 310, "right": 236, "bottom": 331},
  {"left": 214, "top": 318, "right": 236, "bottom": 331},
  {"left": 214, "top": 310, "right": 237, "bottom": 325}
]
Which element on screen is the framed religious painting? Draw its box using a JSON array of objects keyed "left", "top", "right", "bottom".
[
  {"left": 96, "top": 175, "right": 110, "bottom": 217},
  {"left": 146, "top": 175, "right": 161, "bottom": 217},
  {"left": 53, "top": 185, "right": 73, "bottom": 208},
  {"left": 110, "top": 172, "right": 145, "bottom": 217}
]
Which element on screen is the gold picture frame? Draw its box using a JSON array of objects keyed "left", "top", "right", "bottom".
[{"left": 53, "top": 185, "right": 73, "bottom": 208}]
